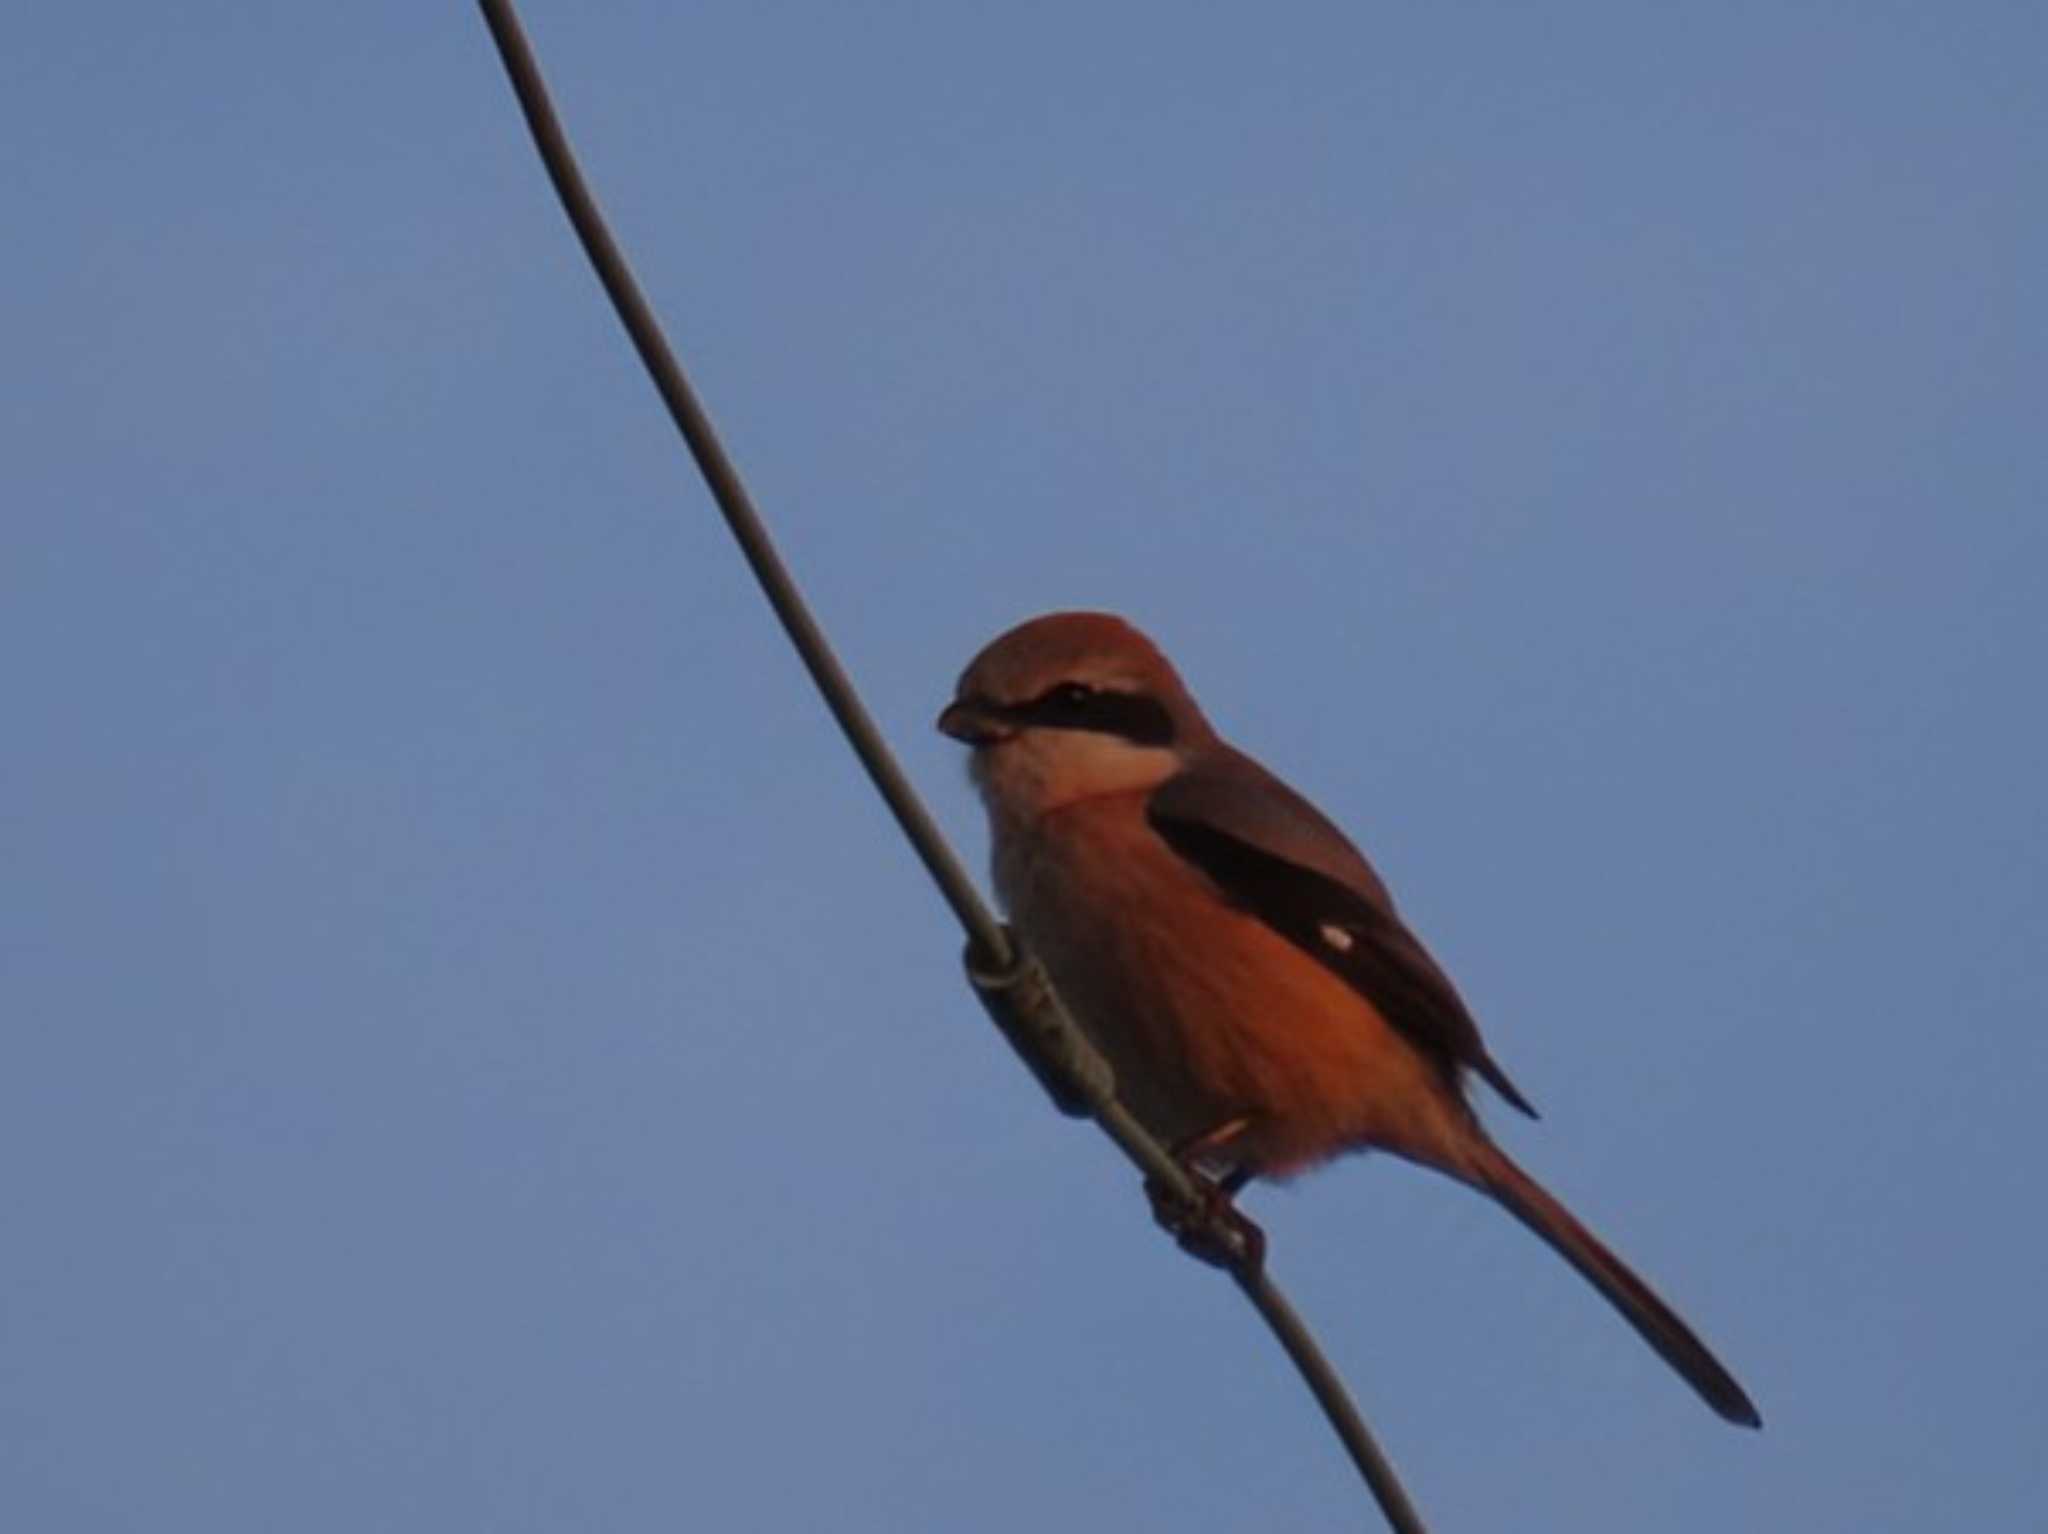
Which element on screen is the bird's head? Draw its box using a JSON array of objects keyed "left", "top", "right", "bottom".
[{"left": 938, "top": 612, "right": 1213, "bottom": 817}]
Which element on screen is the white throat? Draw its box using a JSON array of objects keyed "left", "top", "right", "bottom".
[{"left": 971, "top": 729, "right": 1182, "bottom": 819}]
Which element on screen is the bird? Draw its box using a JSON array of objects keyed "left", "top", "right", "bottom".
[{"left": 936, "top": 610, "right": 1760, "bottom": 1428}]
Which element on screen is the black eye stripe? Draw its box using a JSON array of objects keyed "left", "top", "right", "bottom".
[{"left": 1003, "top": 685, "right": 1176, "bottom": 746}]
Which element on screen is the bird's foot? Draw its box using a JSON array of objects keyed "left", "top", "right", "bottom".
[{"left": 1145, "top": 1139, "right": 1265, "bottom": 1275}]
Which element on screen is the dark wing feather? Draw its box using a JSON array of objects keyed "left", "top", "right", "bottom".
[{"left": 1147, "top": 755, "right": 1536, "bottom": 1117}]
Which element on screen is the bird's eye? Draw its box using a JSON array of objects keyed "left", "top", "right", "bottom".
[{"left": 1017, "top": 680, "right": 1173, "bottom": 745}]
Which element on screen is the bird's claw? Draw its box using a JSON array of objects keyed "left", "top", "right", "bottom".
[{"left": 1145, "top": 1169, "right": 1266, "bottom": 1274}]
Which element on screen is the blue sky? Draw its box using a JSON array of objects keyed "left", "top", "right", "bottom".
[{"left": 4, "top": 4, "right": 2043, "bottom": 1529}]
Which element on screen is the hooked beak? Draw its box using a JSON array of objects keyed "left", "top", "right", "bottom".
[{"left": 936, "top": 698, "right": 1013, "bottom": 746}]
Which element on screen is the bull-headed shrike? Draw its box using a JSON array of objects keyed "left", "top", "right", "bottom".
[{"left": 938, "top": 611, "right": 1759, "bottom": 1428}]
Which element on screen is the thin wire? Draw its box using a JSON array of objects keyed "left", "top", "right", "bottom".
[
  {"left": 1238, "top": 1268, "right": 1430, "bottom": 1529},
  {"left": 474, "top": 6, "right": 1427, "bottom": 1530},
  {"left": 474, "top": 0, "right": 1002, "bottom": 964}
]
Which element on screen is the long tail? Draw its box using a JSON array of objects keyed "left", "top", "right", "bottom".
[{"left": 1470, "top": 1140, "right": 1761, "bottom": 1427}]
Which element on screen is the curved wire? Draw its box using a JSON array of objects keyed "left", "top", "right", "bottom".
[{"left": 474, "top": 6, "right": 1428, "bottom": 1530}]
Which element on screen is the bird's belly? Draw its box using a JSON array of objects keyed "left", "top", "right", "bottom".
[{"left": 995, "top": 797, "right": 1469, "bottom": 1177}]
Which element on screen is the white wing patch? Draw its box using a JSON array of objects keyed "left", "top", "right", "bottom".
[{"left": 1318, "top": 922, "right": 1355, "bottom": 953}]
